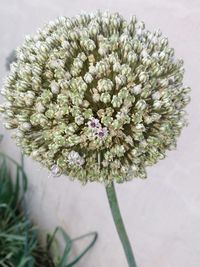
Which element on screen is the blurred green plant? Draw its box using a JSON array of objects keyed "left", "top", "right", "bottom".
[
  {"left": 0, "top": 142, "right": 97, "bottom": 267},
  {"left": 0, "top": 149, "right": 52, "bottom": 266}
]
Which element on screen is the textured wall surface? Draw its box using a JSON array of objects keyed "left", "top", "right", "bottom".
[{"left": 0, "top": 0, "right": 199, "bottom": 266}]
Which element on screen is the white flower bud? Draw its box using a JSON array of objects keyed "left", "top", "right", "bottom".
[
  {"left": 50, "top": 80, "right": 60, "bottom": 94},
  {"left": 152, "top": 92, "right": 161, "bottom": 100},
  {"left": 139, "top": 72, "right": 148, "bottom": 83},
  {"left": 135, "top": 100, "right": 146, "bottom": 110},
  {"left": 21, "top": 122, "right": 32, "bottom": 131},
  {"left": 100, "top": 92, "right": 111, "bottom": 103},
  {"left": 84, "top": 73, "right": 93, "bottom": 83},
  {"left": 35, "top": 102, "right": 45, "bottom": 113},
  {"left": 51, "top": 164, "right": 62, "bottom": 177},
  {"left": 153, "top": 100, "right": 162, "bottom": 109},
  {"left": 75, "top": 115, "right": 84, "bottom": 125},
  {"left": 131, "top": 85, "right": 142, "bottom": 95},
  {"left": 93, "top": 93, "right": 100, "bottom": 102},
  {"left": 113, "top": 62, "right": 121, "bottom": 72}
]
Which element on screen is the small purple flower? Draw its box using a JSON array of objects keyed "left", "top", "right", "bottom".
[
  {"left": 51, "top": 164, "right": 62, "bottom": 177},
  {"left": 67, "top": 151, "right": 84, "bottom": 166},
  {"left": 87, "top": 117, "right": 100, "bottom": 129},
  {"left": 87, "top": 117, "right": 108, "bottom": 140},
  {"left": 76, "top": 157, "right": 85, "bottom": 166},
  {"left": 96, "top": 127, "right": 108, "bottom": 139}
]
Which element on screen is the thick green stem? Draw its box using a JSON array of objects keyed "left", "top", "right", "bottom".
[{"left": 105, "top": 182, "right": 137, "bottom": 267}]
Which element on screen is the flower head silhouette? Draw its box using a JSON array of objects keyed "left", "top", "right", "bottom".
[{"left": 0, "top": 12, "right": 190, "bottom": 183}]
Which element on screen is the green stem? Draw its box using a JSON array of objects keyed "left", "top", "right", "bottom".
[{"left": 105, "top": 182, "right": 137, "bottom": 267}]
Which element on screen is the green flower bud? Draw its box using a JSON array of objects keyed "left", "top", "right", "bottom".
[{"left": 100, "top": 92, "right": 111, "bottom": 103}]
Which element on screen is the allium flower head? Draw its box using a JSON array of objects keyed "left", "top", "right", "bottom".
[{"left": 0, "top": 12, "right": 190, "bottom": 183}]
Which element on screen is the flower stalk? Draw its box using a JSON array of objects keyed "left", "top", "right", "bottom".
[{"left": 106, "top": 182, "right": 137, "bottom": 267}]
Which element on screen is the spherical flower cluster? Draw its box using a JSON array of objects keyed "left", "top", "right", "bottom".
[{"left": 0, "top": 12, "right": 190, "bottom": 183}]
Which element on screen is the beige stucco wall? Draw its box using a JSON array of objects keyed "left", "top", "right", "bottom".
[{"left": 0, "top": 0, "right": 200, "bottom": 266}]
